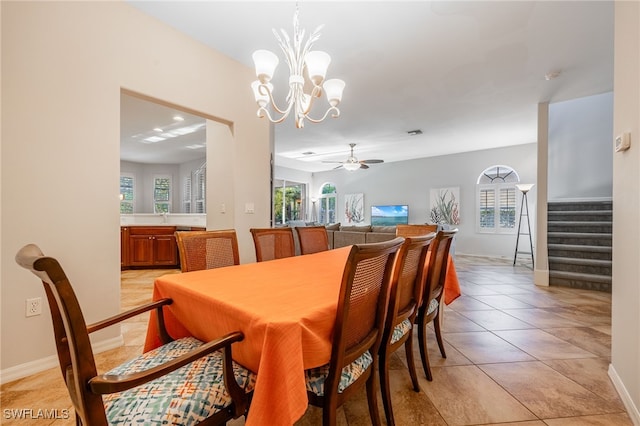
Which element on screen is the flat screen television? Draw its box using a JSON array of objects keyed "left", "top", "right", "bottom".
[{"left": 371, "top": 205, "right": 409, "bottom": 226}]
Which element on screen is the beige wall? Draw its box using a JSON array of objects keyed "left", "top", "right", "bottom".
[
  {"left": 1, "top": 1, "right": 270, "bottom": 376},
  {"left": 611, "top": 1, "right": 640, "bottom": 421}
]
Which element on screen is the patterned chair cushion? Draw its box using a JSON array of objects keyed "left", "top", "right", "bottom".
[
  {"left": 305, "top": 351, "right": 373, "bottom": 396},
  {"left": 427, "top": 298, "right": 439, "bottom": 315},
  {"left": 390, "top": 318, "right": 412, "bottom": 345},
  {"left": 103, "top": 337, "right": 255, "bottom": 426}
]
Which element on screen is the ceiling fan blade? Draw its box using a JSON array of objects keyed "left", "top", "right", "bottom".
[
  {"left": 360, "top": 164, "right": 370, "bottom": 169},
  {"left": 360, "top": 159, "right": 384, "bottom": 164}
]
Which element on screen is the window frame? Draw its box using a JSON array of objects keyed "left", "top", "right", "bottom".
[
  {"left": 119, "top": 173, "right": 135, "bottom": 214},
  {"left": 476, "top": 165, "right": 520, "bottom": 234},
  {"left": 153, "top": 174, "right": 172, "bottom": 214}
]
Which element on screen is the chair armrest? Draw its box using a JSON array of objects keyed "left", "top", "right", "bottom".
[
  {"left": 86, "top": 298, "right": 173, "bottom": 335},
  {"left": 88, "top": 331, "right": 245, "bottom": 394}
]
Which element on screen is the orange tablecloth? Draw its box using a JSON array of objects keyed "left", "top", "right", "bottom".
[{"left": 144, "top": 246, "right": 461, "bottom": 426}]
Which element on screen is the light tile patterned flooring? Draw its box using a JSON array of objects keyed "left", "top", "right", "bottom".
[{"left": 1, "top": 256, "right": 633, "bottom": 425}]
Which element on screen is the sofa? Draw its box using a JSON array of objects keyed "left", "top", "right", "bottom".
[
  {"left": 288, "top": 221, "right": 452, "bottom": 254},
  {"left": 326, "top": 224, "right": 397, "bottom": 249}
]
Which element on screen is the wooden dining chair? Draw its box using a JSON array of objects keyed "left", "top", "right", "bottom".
[
  {"left": 305, "top": 237, "right": 404, "bottom": 426},
  {"left": 416, "top": 229, "right": 458, "bottom": 381},
  {"left": 15, "top": 243, "right": 255, "bottom": 426},
  {"left": 379, "top": 233, "right": 435, "bottom": 426},
  {"left": 395, "top": 223, "right": 438, "bottom": 237},
  {"left": 295, "top": 226, "right": 330, "bottom": 255},
  {"left": 175, "top": 229, "right": 240, "bottom": 272},
  {"left": 249, "top": 227, "right": 296, "bottom": 262}
]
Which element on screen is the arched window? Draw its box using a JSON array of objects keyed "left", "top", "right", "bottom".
[
  {"left": 317, "top": 183, "right": 337, "bottom": 224},
  {"left": 476, "top": 165, "right": 520, "bottom": 233}
]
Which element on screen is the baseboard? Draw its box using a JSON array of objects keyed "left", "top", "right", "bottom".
[
  {"left": 0, "top": 335, "right": 124, "bottom": 385},
  {"left": 609, "top": 363, "right": 640, "bottom": 425},
  {"left": 534, "top": 268, "right": 550, "bottom": 287}
]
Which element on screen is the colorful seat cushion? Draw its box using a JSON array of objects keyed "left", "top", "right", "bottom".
[
  {"left": 427, "top": 298, "right": 439, "bottom": 315},
  {"left": 103, "top": 337, "right": 255, "bottom": 426},
  {"left": 305, "top": 351, "right": 373, "bottom": 396},
  {"left": 390, "top": 318, "right": 412, "bottom": 344}
]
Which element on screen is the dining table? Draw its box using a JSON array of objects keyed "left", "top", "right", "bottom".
[{"left": 144, "top": 245, "right": 461, "bottom": 426}]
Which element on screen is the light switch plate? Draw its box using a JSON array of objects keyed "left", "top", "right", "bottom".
[{"left": 615, "top": 133, "right": 630, "bottom": 152}]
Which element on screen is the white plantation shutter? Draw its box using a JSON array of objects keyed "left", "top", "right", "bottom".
[
  {"left": 195, "top": 169, "right": 206, "bottom": 214},
  {"left": 477, "top": 165, "right": 520, "bottom": 234},
  {"left": 183, "top": 176, "right": 192, "bottom": 213}
]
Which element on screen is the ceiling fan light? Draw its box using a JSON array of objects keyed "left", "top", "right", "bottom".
[
  {"left": 252, "top": 49, "right": 279, "bottom": 83},
  {"left": 305, "top": 51, "right": 331, "bottom": 86},
  {"left": 343, "top": 161, "right": 361, "bottom": 171},
  {"left": 323, "top": 79, "right": 345, "bottom": 107}
]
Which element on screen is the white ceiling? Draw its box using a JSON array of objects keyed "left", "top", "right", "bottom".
[{"left": 124, "top": 1, "right": 614, "bottom": 172}]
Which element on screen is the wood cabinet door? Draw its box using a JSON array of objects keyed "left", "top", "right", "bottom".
[
  {"left": 153, "top": 235, "right": 178, "bottom": 265},
  {"left": 129, "top": 235, "right": 154, "bottom": 266}
]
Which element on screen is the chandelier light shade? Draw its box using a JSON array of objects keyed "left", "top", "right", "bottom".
[{"left": 251, "top": 7, "right": 345, "bottom": 128}]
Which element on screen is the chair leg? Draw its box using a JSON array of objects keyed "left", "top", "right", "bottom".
[
  {"left": 322, "top": 399, "right": 338, "bottom": 426},
  {"left": 417, "top": 313, "right": 433, "bottom": 381},
  {"left": 366, "top": 368, "right": 382, "bottom": 426},
  {"left": 434, "top": 309, "right": 447, "bottom": 358},
  {"left": 379, "top": 351, "right": 395, "bottom": 426},
  {"left": 404, "top": 332, "right": 420, "bottom": 392}
]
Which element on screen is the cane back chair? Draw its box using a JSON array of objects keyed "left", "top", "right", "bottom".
[{"left": 304, "top": 237, "right": 404, "bottom": 426}]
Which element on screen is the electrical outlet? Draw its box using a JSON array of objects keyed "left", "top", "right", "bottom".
[{"left": 26, "top": 297, "right": 42, "bottom": 317}]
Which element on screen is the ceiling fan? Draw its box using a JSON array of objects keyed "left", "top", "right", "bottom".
[{"left": 323, "top": 143, "right": 384, "bottom": 170}]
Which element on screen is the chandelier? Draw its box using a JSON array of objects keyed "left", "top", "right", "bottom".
[{"left": 251, "top": 7, "right": 345, "bottom": 128}]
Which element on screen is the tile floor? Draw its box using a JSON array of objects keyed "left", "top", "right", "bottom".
[{"left": 1, "top": 256, "right": 633, "bottom": 425}]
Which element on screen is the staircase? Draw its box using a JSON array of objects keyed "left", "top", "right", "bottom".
[{"left": 547, "top": 200, "right": 612, "bottom": 292}]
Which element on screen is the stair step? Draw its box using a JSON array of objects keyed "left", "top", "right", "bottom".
[
  {"left": 548, "top": 256, "right": 612, "bottom": 267},
  {"left": 547, "top": 244, "right": 612, "bottom": 253},
  {"left": 547, "top": 221, "right": 612, "bottom": 233},
  {"left": 548, "top": 232, "right": 612, "bottom": 246},
  {"left": 548, "top": 210, "right": 612, "bottom": 215},
  {"left": 548, "top": 201, "right": 612, "bottom": 211},
  {"left": 547, "top": 221, "right": 611, "bottom": 227},
  {"left": 547, "top": 244, "right": 612, "bottom": 260},
  {"left": 549, "top": 270, "right": 612, "bottom": 292},
  {"left": 548, "top": 256, "right": 612, "bottom": 275}
]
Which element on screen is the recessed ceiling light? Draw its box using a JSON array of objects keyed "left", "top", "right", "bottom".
[
  {"left": 142, "top": 136, "right": 166, "bottom": 143},
  {"left": 544, "top": 70, "right": 561, "bottom": 81},
  {"left": 407, "top": 129, "right": 423, "bottom": 136},
  {"left": 173, "top": 115, "right": 184, "bottom": 121},
  {"left": 153, "top": 128, "right": 163, "bottom": 132}
]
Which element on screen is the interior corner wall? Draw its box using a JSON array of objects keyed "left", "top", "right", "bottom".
[
  {"left": 1, "top": 1, "right": 270, "bottom": 379},
  {"left": 311, "top": 143, "right": 537, "bottom": 259},
  {"left": 548, "top": 92, "right": 614, "bottom": 201}
]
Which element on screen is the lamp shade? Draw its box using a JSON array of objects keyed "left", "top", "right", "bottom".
[
  {"left": 252, "top": 50, "right": 279, "bottom": 83},
  {"left": 323, "top": 79, "right": 345, "bottom": 107},
  {"left": 305, "top": 51, "right": 331, "bottom": 86},
  {"left": 515, "top": 183, "right": 535, "bottom": 193}
]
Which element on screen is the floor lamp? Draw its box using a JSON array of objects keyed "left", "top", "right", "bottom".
[{"left": 513, "top": 183, "right": 534, "bottom": 268}]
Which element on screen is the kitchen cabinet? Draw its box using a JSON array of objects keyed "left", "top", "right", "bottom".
[{"left": 122, "top": 226, "right": 178, "bottom": 268}]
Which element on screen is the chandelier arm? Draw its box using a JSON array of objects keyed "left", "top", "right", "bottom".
[
  {"left": 256, "top": 106, "right": 290, "bottom": 124},
  {"left": 304, "top": 106, "right": 341, "bottom": 124},
  {"left": 257, "top": 83, "right": 294, "bottom": 116}
]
